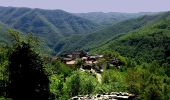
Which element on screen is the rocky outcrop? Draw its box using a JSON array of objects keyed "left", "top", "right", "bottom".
[{"left": 71, "top": 92, "right": 135, "bottom": 100}]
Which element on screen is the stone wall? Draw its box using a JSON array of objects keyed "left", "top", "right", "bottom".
[{"left": 71, "top": 92, "right": 135, "bottom": 100}]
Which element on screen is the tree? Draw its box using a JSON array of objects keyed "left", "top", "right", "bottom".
[
  {"left": 102, "top": 70, "right": 127, "bottom": 92},
  {"left": 0, "top": 44, "right": 10, "bottom": 99},
  {"left": 79, "top": 72, "right": 98, "bottom": 95},
  {"left": 143, "top": 84, "right": 162, "bottom": 100},
  {"left": 50, "top": 74, "right": 64, "bottom": 99},
  {"left": 63, "top": 71, "right": 80, "bottom": 98},
  {"left": 8, "top": 42, "right": 50, "bottom": 100},
  {"left": 76, "top": 59, "right": 84, "bottom": 68}
]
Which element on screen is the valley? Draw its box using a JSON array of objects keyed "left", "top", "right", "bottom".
[
  {"left": 0, "top": 6, "right": 170, "bottom": 100},
  {"left": 0, "top": 6, "right": 155, "bottom": 54}
]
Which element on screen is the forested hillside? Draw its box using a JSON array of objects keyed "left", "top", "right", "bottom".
[
  {"left": 93, "top": 11, "right": 170, "bottom": 65},
  {"left": 0, "top": 7, "right": 169, "bottom": 56},
  {"left": 0, "top": 6, "right": 170, "bottom": 100},
  {"left": 75, "top": 12, "right": 153, "bottom": 26},
  {"left": 0, "top": 6, "right": 100, "bottom": 52},
  {"left": 0, "top": 6, "right": 99, "bottom": 35},
  {"left": 55, "top": 12, "right": 169, "bottom": 53},
  {"left": 0, "top": 22, "right": 11, "bottom": 45}
]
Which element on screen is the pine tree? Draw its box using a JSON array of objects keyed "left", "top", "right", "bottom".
[{"left": 8, "top": 42, "right": 50, "bottom": 100}]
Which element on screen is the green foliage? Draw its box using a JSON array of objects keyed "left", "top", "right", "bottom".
[
  {"left": 57, "top": 13, "right": 156, "bottom": 53},
  {"left": 75, "top": 12, "right": 148, "bottom": 26},
  {"left": 95, "top": 13, "right": 170, "bottom": 66},
  {"left": 0, "top": 30, "right": 52, "bottom": 99},
  {"left": 46, "top": 60, "right": 73, "bottom": 100},
  {"left": 78, "top": 72, "right": 98, "bottom": 95},
  {"left": 0, "top": 7, "right": 99, "bottom": 36},
  {"left": 1, "top": 7, "right": 170, "bottom": 55},
  {"left": 62, "top": 71, "right": 98, "bottom": 98},
  {"left": 96, "top": 51, "right": 128, "bottom": 70},
  {"left": 143, "top": 84, "right": 162, "bottom": 100},
  {"left": 50, "top": 74, "right": 64, "bottom": 99},
  {"left": 0, "top": 97, "right": 9, "bottom": 100},
  {"left": 1, "top": 7, "right": 170, "bottom": 100},
  {"left": 63, "top": 71, "right": 81, "bottom": 98},
  {"left": 76, "top": 59, "right": 84, "bottom": 68},
  {"left": 0, "top": 6, "right": 100, "bottom": 54},
  {"left": 8, "top": 42, "right": 50, "bottom": 100},
  {"left": 8, "top": 29, "right": 21, "bottom": 44},
  {"left": 0, "top": 48, "right": 8, "bottom": 98},
  {"left": 101, "top": 70, "right": 128, "bottom": 92},
  {"left": 126, "top": 62, "right": 170, "bottom": 100},
  {"left": 49, "top": 70, "right": 99, "bottom": 100},
  {"left": 45, "top": 60, "right": 72, "bottom": 77},
  {"left": 61, "top": 12, "right": 170, "bottom": 53}
]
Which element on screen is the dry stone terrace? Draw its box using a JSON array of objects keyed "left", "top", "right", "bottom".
[{"left": 70, "top": 92, "right": 135, "bottom": 100}]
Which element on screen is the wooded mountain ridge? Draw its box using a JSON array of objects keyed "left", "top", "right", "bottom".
[{"left": 0, "top": 6, "right": 168, "bottom": 55}]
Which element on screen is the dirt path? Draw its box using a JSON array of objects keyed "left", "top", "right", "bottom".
[
  {"left": 96, "top": 73, "right": 102, "bottom": 83},
  {"left": 91, "top": 69, "right": 102, "bottom": 83},
  {"left": 80, "top": 68, "right": 102, "bottom": 83}
]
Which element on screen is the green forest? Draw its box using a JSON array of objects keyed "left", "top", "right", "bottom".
[{"left": 0, "top": 7, "right": 170, "bottom": 100}]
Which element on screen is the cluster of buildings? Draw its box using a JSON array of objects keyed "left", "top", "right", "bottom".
[
  {"left": 61, "top": 50, "right": 103, "bottom": 66},
  {"left": 51, "top": 50, "right": 124, "bottom": 73},
  {"left": 52, "top": 50, "right": 104, "bottom": 73}
]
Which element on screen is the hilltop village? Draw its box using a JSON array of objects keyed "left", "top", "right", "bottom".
[
  {"left": 51, "top": 51, "right": 136, "bottom": 100},
  {"left": 0, "top": 5, "right": 170, "bottom": 100},
  {"left": 52, "top": 50, "right": 124, "bottom": 74}
]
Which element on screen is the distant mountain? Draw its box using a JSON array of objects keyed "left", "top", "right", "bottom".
[
  {"left": 0, "top": 6, "right": 100, "bottom": 50},
  {"left": 74, "top": 12, "right": 154, "bottom": 26},
  {"left": 0, "top": 6, "right": 165, "bottom": 55},
  {"left": 93, "top": 11, "right": 170, "bottom": 64},
  {"left": 0, "top": 6, "right": 99, "bottom": 36},
  {"left": 0, "top": 22, "right": 22, "bottom": 50},
  {"left": 0, "top": 22, "right": 11, "bottom": 45},
  {"left": 55, "top": 12, "right": 167, "bottom": 53}
]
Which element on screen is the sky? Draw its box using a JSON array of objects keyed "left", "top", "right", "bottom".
[{"left": 0, "top": 0, "right": 170, "bottom": 13}]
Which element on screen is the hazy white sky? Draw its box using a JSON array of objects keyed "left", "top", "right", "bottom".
[{"left": 0, "top": 0, "right": 170, "bottom": 13}]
